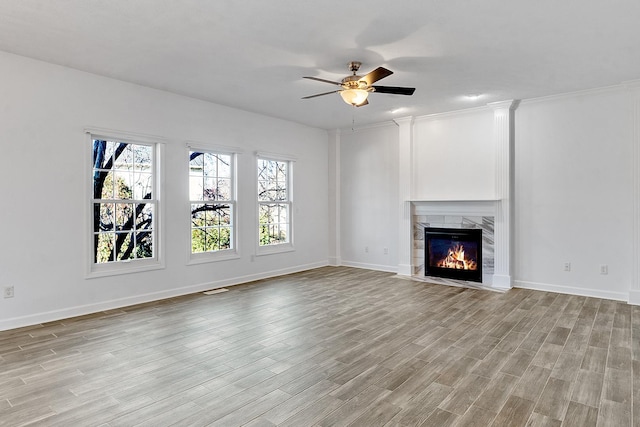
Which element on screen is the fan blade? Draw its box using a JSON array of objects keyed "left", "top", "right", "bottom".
[
  {"left": 303, "top": 76, "right": 342, "bottom": 86},
  {"left": 302, "top": 90, "right": 340, "bottom": 99},
  {"left": 372, "top": 86, "right": 416, "bottom": 95},
  {"left": 355, "top": 99, "right": 369, "bottom": 107},
  {"left": 360, "top": 67, "right": 393, "bottom": 85}
]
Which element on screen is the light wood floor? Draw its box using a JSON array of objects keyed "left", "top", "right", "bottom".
[{"left": 0, "top": 267, "right": 638, "bottom": 426}]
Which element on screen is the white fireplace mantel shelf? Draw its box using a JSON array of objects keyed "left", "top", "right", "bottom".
[
  {"left": 410, "top": 200, "right": 501, "bottom": 217},
  {"left": 410, "top": 199, "right": 501, "bottom": 202}
]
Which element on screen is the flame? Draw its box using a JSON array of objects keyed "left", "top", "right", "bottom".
[{"left": 437, "top": 244, "right": 477, "bottom": 270}]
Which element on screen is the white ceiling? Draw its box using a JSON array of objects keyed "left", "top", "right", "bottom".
[{"left": 1, "top": 1, "right": 640, "bottom": 130}]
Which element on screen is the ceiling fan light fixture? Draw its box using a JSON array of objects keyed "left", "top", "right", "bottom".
[
  {"left": 303, "top": 62, "right": 415, "bottom": 107},
  {"left": 340, "top": 89, "right": 369, "bottom": 106}
]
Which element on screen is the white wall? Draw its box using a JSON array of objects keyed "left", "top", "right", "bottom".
[
  {"left": 514, "top": 88, "right": 633, "bottom": 300},
  {"left": 413, "top": 109, "right": 496, "bottom": 200},
  {"left": 0, "top": 52, "right": 329, "bottom": 330},
  {"left": 339, "top": 124, "right": 399, "bottom": 271}
]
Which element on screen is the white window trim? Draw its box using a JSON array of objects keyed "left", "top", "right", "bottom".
[
  {"left": 255, "top": 151, "right": 297, "bottom": 162},
  {"left": 85, "top": 129, "right": 166, "bottom": 278},
  {"left": 256, "top": 154, "right": 295, "bottom": 256},
  {"left": 187, "top": 143, "right": 241, "bottom": 265},
  {"left": 187, "top": 141, "right": 244, "bottom": 155}
]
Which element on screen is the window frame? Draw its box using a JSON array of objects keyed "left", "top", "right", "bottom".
[
  {"left": 256, "top": 152, "right": 295, "bottom": 256},
  {"left": 85, "top": 128, "right": 165, "bottom": 278},
  {"left": 187, "top": 143, "right": 240, "bottom": 264}
]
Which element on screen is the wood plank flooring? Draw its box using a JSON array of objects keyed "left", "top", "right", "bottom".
[{"left": 0, "top": 266, "right": 638, "bottom": 426}]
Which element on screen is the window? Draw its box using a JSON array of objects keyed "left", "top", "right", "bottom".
[
  {"left": 189, "top": 150, "right": 236, "bottom": 258},
  {"left": 258, "top": 157, "right": 292, "bottom": 248},
  {"left": 91, "top": 137, "right": 159, "bottom": 274}
]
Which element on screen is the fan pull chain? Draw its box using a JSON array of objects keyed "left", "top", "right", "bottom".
[{"left": 351, "top": 107, "right": 356, "bottom": 132}]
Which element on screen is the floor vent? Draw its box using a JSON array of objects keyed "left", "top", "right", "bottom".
[{"left": 203, "top": 288, "right": 229, "bottom": 295}]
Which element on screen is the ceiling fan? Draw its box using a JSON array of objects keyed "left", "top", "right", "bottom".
[{"left": 302, "top": 61, "right": 416, "bottom": 107}]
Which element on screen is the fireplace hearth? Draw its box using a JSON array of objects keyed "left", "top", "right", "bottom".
[{"left": 425, "top": 227, "right": 483, "bottom": 283}]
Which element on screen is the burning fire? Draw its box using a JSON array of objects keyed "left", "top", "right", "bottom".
[{"left": 437, "top": 244, "right": 477, "bottom": 270}]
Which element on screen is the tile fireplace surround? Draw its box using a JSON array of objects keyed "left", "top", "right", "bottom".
[{"left": 410, "top": 200, "right": 506, "bottom": 291}]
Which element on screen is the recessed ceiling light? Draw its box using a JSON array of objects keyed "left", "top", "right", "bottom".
[{"left": 464, "top": 94, "right": 483, "bottom": 100}]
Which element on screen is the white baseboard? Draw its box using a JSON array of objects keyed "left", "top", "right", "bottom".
[
  {"left": 492, "top": 274, "right": 512, "bottom": 290},
  {"left": 396, "top": 264, "right": 413, "bottom": 277},
  {"left": 514, "top": 280, "right": 628, "bottom": 302},
  {"left": 340, "top": 260, "right": 398, "bottom": 273},
  {"left": 0, "top": 261, "right": 328, "bottom": 332},
  {"left": 9, "top": 264, "right": 632, "bottom": 332},
  {"left": 328, "top": 257, "right": 341, "bottom": 266},
  {"left": 628, "top": 289, "right": 640, "bottom": 305}
]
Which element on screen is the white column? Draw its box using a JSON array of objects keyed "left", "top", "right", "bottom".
[
  {"left": 327, "top": 129, "right": 341, "bottom": 266},
  {"left": 395, "top": 116, "right": 414, "bottom": 276},
  {"left": 488, "top": 100, "right": 518, "bottom": 290},
  {"left": 628, "top": 81, "right": 640, "bottom": 304}
]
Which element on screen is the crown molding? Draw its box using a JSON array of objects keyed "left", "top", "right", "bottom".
[
  {"left": 337, "top": 119, "right": 397, "bottom": 133},
  {"left": 414, "top": 105, "right": 494, "bottom": 122},
  {"left": 487, "top": 99, "right": 519, "bottom": 111},
  {"left": 623, "top": 79, "right": 640, "bottom": 90},
  {"left": 519, "top": 83, "right": 626, "bottom": 106},
  {"left": 393, "top": 116, "right": 414, "bottom": 126}
]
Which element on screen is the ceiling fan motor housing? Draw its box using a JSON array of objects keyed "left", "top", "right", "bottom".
[{"left": 341, "top": 75, "right": 370, "bottom": 90}]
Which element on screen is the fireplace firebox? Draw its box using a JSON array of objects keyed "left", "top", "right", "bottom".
[{"left": 425, "top": 227, "right": 483, "bottom": 283}]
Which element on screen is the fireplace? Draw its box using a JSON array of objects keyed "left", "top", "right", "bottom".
[{"left": 425, "top": 227, "right": 483, "bottom": 283}]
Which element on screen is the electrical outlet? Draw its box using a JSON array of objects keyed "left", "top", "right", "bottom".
[
  {"left": 563, "top": 262, "right": 571, "bottom": 272},
  {"left": 364, "top": 246, "right": 369, "bottom": 253},
  {"left": 383, "top": 247, "right": 389, "bottom": 255},
  {"left": 600, "top": 264, "right": 608, "bottom": 275},
  {"left": 3, "top": 286, "right": 14, "bottom": 298}
]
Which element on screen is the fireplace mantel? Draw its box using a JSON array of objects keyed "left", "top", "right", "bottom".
[
  {"left": 411, "top": 200, "right": 499, "bottom": 216},
  {"left": 411, "top": 199, "right": 500, "bottom": 201},
  {"left": 396, "top": 101, "right": 515, "bottom": 290}
]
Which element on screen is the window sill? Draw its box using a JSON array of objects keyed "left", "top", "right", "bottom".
[
  {"left": 188, "top": 250, "right": 241, "bottom": 265},
  {"left": 256, "top": 242, "right": 295, "bottom": 256},
  {"left": 86, "top": 259, "right": 165, "bottom": 279}
]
